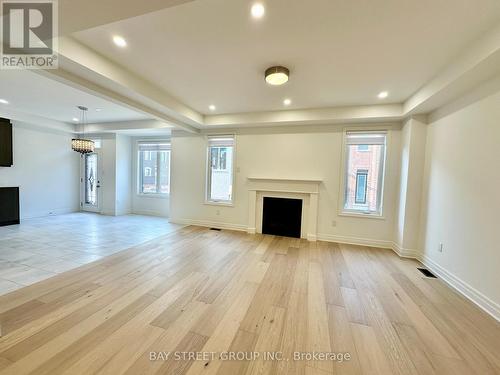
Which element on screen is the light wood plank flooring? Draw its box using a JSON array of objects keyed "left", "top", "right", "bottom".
[{"left": 0, "top": 226, "right": 498, "bottom": 375}]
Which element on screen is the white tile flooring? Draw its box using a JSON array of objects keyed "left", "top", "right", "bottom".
[{"left": 0, "top": 213, "right": 182, "bottom": 296}]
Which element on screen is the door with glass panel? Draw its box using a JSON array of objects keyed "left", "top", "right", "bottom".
[{"left": 81, "top": 152, "right": 101, "bottom": 212}]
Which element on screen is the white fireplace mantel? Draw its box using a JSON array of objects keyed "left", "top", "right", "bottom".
[{"left": 247, "top": 177, "right": 322, "bottom": 241}]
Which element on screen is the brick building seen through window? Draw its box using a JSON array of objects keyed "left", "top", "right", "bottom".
[{"left": 343, "top": 132, "right": 386, "bottom": 215}]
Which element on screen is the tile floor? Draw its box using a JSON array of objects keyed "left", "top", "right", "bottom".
[{"left": 0, "top": 213, "right": 182, "bottom": 296}]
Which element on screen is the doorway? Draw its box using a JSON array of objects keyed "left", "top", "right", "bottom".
[{"left": 81, "top": 151, "right": 101, "bottom": 213}]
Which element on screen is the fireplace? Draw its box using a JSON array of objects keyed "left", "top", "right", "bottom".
[
  {"left": 262, "top": 197, "right": 302, "bottom": 238},
  {"left": 247, "top": 177, "right": 321, "bottom": 241},
  {"left": 0, "top": 187, "right": 20, "bottom": 226}
]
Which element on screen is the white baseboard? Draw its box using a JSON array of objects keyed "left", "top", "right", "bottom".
[
  {"left": 21, "top": 207, "right": 78, "bottom": 220},
  {"left": 169, "top": 218, "right": 248, "bottom": 232},
  {"left": 391, "top": 242, "right": 421, "bottom": 259},
  {"left": 115, "top": 208, "right": 132, "bottom": 216},
  {"left": 389, "top": 244, "right": 499, "bottom": 322},
  {"left": 418, "top": 254, "right": 500, "bottom": 322},
  {"left": 307, "top": 233, "right": 317, "bottom": 241},
  {"left": 317, "top": 233, "right": 393, "bottom": 249},
  {"left": 293, "top": 233, "right": 500, "bottom": 322},
  {"left": 132, "top": 209, "right": 168, "bottom": 218},
  {"left": 100, "top": 210, "right": 117, "bottom": 216}
]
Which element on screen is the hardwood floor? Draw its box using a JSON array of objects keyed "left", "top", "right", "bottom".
[{"left": 0, "top": 226, "right": 498, "bottom": 375}]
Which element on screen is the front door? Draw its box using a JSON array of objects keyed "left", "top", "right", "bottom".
[{"left": 81, "top": 152, "right": 101, "bottom": 212}]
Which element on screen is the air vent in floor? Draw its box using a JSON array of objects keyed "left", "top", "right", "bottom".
[{"left": 417, "top": 268, "right": 437, "bottom": 278}]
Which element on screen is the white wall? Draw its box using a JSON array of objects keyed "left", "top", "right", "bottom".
[
  {"left": 85, "top": 134, "right": 168, "bottom": 217},
  {"left": 115, "top": 135, "right": 132, "bottom": 215},
  {"left": 99, "top": 135, "right": 117, "bottom": 216},
  {"left": 0, "top": 121, "right": 79, "bottom": 219},
  {"left": 394, "top": 117, "right": 427, "bottom": 255},
  {"left": 131, "top": 138, "right": 170, "bottom": 217},
  {"left": 419, "top": 89, "right": 500, "bottom": 315},
  {"left": 170, "top": 125, "right": 402, "bottom": 245},
  {"left": 88, "top": 133, "right": 135, "bottom": 217},
  {"left": 395, "top": 120, "right": 411, "bottom": 247}
]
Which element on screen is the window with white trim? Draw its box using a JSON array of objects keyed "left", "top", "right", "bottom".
[
  {"left": 342, "top": 131, "right": 386, "bottom": 216},
  {"left": 207, "top": 136, "right": 234, "bottom": 203},
  {"left": 138, "top": 142, "right": 171, "bottom": 195}
]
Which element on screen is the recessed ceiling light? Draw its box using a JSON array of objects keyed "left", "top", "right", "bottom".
[
  {"left": 377, "top": 91, "right": 388, "bottom": 99},
  {"left": 95, "top": 108, "right": 102, "bottom": 112},
  {"left": 265, "top": 66, "right": 289, "bottom": 85},
  {"left": 72, "top": 117, "right": 79, "bottom": 122},
  {"left": 251, "top": 3, "right": 265, "bottom": 19},
  {"left": 113, "top": 35, "right": 127, "bottom": 48},
  {"left": 0, "top": 99, "right": 9, "bottom": 104},
  {"left": 283, "top": 98, "right": 291, "bottom": 106},
  {"left": 209, "top": 105, "right": 216, "bottom": 111}
]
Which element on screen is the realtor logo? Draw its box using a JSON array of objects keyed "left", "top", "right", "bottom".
[{"left": 1, "top": 0, "right": 58, "bottom": 69}]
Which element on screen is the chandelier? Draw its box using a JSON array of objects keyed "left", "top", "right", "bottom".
[{"left": 71, "top": 106, "right": 95, "bottom": 154}]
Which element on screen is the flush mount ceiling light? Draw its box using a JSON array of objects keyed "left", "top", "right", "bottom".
[
  {"left": 377, "top": 91, "right": 388, "bottom": 99},
  {"left": 265, "top": 66, "right": 289, "bottom": 85},
  {"left": 0, "top": 99, "right": 9, "bottom": 104},
  {"left": 71, "top": 106, "right": 95, "bottom": 154},
  {"left": 113, "top": 35, "right": 127, "bottom": 47},
  {"left": 251, "top": 3, "right": 265, "bottom": 18}
]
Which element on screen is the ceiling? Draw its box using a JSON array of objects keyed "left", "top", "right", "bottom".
[
  {"left": 73, "top": 0, "right": 500, "bottom": 115},
  {"left": 1, "top": 0, "right": 500, "bottom": 132},
  {"left": 0, "top": 70, "right": 149, "bottom": 124},
  {"left": 115, "top": 128, "right": 172, "bottom": 136}
]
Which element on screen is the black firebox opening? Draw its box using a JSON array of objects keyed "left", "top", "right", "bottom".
[{"left": 262, "top": 197, "right": 302, "bottom": 238}]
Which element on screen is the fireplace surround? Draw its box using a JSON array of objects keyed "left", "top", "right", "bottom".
[{"left": 247, "top": 177, "right": 321, "bottom": 241}]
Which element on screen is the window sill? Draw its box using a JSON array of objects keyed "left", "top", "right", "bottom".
[
  {"left": 204, "top": 200, "right": 234, "bottom": 207},
  {"left": 136, "top": 193, "right": 170, "bottom": 199},
  {"left": 338, "top": 211, "right": 385, "bottom": 220}
]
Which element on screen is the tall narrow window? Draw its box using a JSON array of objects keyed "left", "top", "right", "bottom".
[
  {"left": 207, "top": 136, "right": 234, "bottom": 203},
  {"left": 355, "top": 170, "right": 368, "bottom": 204},
  {"left": 138, "top": 142, "right": 171, "bottom": 195},
  {"left": 343, "top": 131, "right": 386, "bottom": 216}
]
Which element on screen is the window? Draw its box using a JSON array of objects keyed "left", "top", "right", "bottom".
[
  {"left": 138, "top": 142, "right": 171, "bottom": 195},
  {"left": 91, "top": 139, "right": 102, "bottom": 149},
  {"left": 342, "top": 131, "right": 386, "bottom": 216},
  {"left": 355, "top": 170, "right": 368, "bottom": 204},
  {"left": 211, "top": 147, "right": 229, "bottom": 171},
  {"left": 207, "top": 136, "right": 234, "bottom": 203}
]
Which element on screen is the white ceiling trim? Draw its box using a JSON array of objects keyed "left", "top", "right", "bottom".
[
  {"left": 77, "top": 119, "right": 174, "bottom": 134},
  {"left": 203, "top": 104, "right": 404, "bottom": 128},
  {"left": 57, "top": 37, "right": 202, "bottom": 129},
  {"left": 59, "top": 0, "right": 195, "bottom": 35},
  {"left": 404, "top": 23, "right": 500, "bottom": 115},
  {"left": 0, "top": 107, "right": 74, "bottom": 133},
  {"left": 36, "top": 68, "right": 198, "bottom": 132},
  {"left": 24, "top": 24, "right": 500, "bottom": 133}
]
